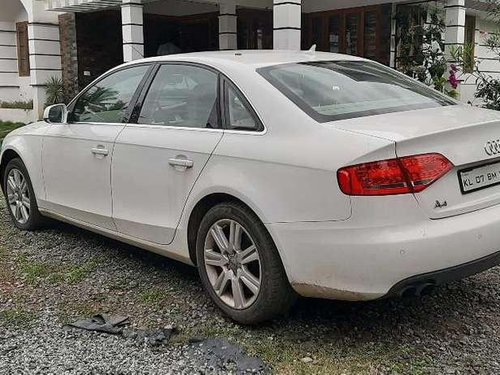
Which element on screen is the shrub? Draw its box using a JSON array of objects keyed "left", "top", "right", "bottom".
[
  {"left": 44, "top": 76, "right": 65, "bottom": 106},
  {"left": 0, "top": 100, "right": 33, "bottom": 110}
]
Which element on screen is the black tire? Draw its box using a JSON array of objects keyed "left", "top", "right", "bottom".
[
  {"left": 196, "top": 202, "right": 296, "bottom": 324},
  {"left": 3, "top": 158, "right": 45, "bottom": 231}
]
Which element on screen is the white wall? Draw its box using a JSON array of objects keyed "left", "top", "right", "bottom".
[
  {"left": 0, "top": 0, "right": 29, "bottom": 105},
  {"left": 460, "top": 15, "right": 500, "bottom": 105},
  {"left": 0, "top": 0, "right": 62, "bottom": 121},
  {"left": 0, "top": 108, "right": 34, "bottom": 123}
]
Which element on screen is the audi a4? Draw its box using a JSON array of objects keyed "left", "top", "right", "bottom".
[{"left": 2, "top": 51, "right": 500, "bottom": 324}]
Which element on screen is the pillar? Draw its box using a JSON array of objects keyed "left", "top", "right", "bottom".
[
  {"left": 390, "top": 3, "right": 397, "bottom": 68},
  {"left": 219, "top": 1, "right": 237, "bottom": 50},
  {"left": 444, "top": 0, "right": 466, "bottom": 61},
  {"left": 28, "top": 21, "right": 62, "bottom": 118},
  {"left": 121, "top": 0, "right": 144, "bottom": 62},
  {"left": 273, "top": 0, "right": 302, "bottom": 50}
]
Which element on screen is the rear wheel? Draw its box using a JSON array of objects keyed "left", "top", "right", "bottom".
[
  {"left": 3, "top": 158, "right": 45, "bottom": 230},
  {"left": 196, "top": 202, "right": 296, "bottom": 324}
]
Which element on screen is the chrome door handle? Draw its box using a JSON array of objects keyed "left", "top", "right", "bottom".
[
  {"left": 169, "top": 158, "right": 194, "bottom": 169},
  {"left": 91, "top": 147, "right": 109, "bottom": 156}
]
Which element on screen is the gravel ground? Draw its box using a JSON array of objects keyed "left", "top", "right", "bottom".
[{"left": 0, "top": 197, "right": 499, "bottom": 374}]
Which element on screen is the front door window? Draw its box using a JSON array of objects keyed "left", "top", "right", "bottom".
[{"left": 71, "top": 65, "right": 149, "bottom": 123}]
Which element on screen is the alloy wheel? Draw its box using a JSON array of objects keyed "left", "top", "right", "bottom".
[
  {"left": 204, "top": 219, "right": 262, "bottom": 310},
  {"left": 6, "top": 168, "right": 30, "bottom": 225}
]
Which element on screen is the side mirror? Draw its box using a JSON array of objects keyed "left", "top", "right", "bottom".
[{"left": 43, "top": 104, "right": 68, "bottom": 124}]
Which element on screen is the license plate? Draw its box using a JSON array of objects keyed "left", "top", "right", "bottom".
[{"left": 459, "top": 161, "right": 500, "bottom": 194}]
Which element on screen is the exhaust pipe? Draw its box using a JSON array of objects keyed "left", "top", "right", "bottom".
[{"left": 400, "top": 282, "right": 436, "bottom": 298}]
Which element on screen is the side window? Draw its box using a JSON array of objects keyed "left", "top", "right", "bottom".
[
  {"left": 225, "top": 83, "right": 261, "bottom": 131},
  {"left": 138, "top": 64, "right": 219, "bottom": 128},
  {"left": 71, "top": 65, "right": 149, "bottom": 123}
]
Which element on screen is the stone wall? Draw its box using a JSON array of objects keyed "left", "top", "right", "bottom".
[{"left": 58, "top": 13, "right": 78, "bottom": 102}]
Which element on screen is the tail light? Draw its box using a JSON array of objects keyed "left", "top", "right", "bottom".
[{"left": 337, "top": 153, "right": 453, "bottom": 196}]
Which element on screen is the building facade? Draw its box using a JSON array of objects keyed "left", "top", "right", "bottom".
[{"left": 0, "top": 0, "right": 498, "bottom": 121}]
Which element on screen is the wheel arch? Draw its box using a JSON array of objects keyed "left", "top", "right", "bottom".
[
  {"left": 186, "top": 192, "right": 271, "bottom": 266},
  {"left": 0, "top": 148, "right": 23, "bottom": 194}
]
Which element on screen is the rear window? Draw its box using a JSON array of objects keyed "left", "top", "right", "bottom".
[{"left": 258, "top": 61, "right": 455, "bottom": 122}]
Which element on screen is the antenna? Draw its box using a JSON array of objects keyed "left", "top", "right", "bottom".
[{"left": 306, "top": 44, "right": 317, "bottom": 54}]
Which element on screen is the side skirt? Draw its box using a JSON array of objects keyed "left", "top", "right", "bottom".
[{"left": 39, "top": 208, "right": 194, "bottom": 266}]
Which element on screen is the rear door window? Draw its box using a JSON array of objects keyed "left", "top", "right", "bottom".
[{"left": 224, "top": 81, "right": 262, "bottom": 132}]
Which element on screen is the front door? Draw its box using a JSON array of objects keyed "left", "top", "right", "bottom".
[
  {"left": 112, "top": 63, "right": 223, "bottom": 244},
  {"left": 41, "top": 65, "right": 150, "bottom": 229}
]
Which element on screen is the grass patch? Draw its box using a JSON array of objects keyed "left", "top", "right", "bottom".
[
  {"left": 0, "top": 245, "right": 7, "bottom": 260},
  {"left": 177, "top": 322, "right": 432, "bottom": 375},
  {"left": 139, "top": 288, "right": 170, "bottom": 305},
  {"left": 20, "top": 260, "right": 59, "bottom": 285},
  {"left": 0, "top": 121, "right": 24, "bottom": 141},
  {"left": 64, "top": 259, "right": 100, "bottom": 284},
  {"left": 0, "top": 308, "right": 36, "bottom": 327},
  {"left": 252, "top": 339, "right": 430, "bottom": 374},
  {"left": 18, "top": 256, "right": 100, "bottom": 285}
]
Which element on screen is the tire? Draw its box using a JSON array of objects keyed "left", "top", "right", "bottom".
[
  {"left": 196, "top": 202, "right": 296, "bottom": 324},
  {"left": 3, "top": 158, "right": 45, "bottom": 231}
]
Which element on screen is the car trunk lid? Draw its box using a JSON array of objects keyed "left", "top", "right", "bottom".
[{"left": 332, "top": 105, "right": 500, "bottom": 219}]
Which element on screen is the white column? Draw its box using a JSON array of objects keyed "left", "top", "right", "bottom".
[
  {"left": 121, "top": 0, "right": 144, "bottom": 62},
  {"left": 28, "top": 22, "right": 62, "bottom": 118},
  {"left": 0, "top": 22, "right": 18, "bottom": 102},
  {"left": 444, "top": 0, "right": 466, "bottom": 60},
  {"left": 273, "top": 0, "right": 302, "bottom": 50},
  {"left": 219, "top": 1, "right": 237, "bottom": 50}
]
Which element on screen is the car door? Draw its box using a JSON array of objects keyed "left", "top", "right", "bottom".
[
  {"left": 41, "top": 64, "right": 151, "bottom": 230},
  {"left": 111, "top": 63, "right": 223, "bottom": 244}
]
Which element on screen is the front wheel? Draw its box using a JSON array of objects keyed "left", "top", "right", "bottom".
[
  {"left": 196, "top": 202, "right": 296, "bottom": 324},
  {"left": 3, "top": 158, "right": 45, "bottom": 230}
]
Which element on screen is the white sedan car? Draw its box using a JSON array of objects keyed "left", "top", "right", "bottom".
[{"left": 2, "top": 51, "right": 500, "bottom": 324}]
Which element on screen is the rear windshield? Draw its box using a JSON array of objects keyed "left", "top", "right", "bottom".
[{"left": 258, "top": 61, "right": 455, "bottom": 122}]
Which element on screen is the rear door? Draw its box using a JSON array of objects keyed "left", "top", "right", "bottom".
[
  {"left": 111, "top": 63, "right": 223, "bottom": 244},
  {"left": 42, "top": 64, "right": 151, "bottom": 229}
]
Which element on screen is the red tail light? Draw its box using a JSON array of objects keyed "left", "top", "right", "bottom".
[{"left": 337, "top": 153, "right": 453, "bottom": 196}]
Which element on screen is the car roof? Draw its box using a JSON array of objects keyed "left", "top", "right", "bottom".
[{"left": 123, "top": 50, "right": 366, "bottom": 70}]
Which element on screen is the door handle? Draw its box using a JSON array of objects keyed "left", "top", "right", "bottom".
[
  {"left": 169, "top": 158, "right": 194, "bottom": 169},
  {"left": 91, "top": 147, "right": 109, "bottom": 157}
]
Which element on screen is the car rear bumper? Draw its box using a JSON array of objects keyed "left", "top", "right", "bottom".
[
  {"left": 385, "top": 250, "right": 500, "bottom": 298},
  {"left": 266, "top": 203, "right": 500, "bottom": 300}
]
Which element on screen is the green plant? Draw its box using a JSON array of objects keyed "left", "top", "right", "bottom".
[
  {"left": 395, "top": 5, "right": 457, "bottom": 97},
  {"left": 0, "top": 100, "right": 33, "bottom": 110},
  {"left": 44, "top": 76, "right": 64, "bottom": 106},
  {"left": 462, "top": 42, "right": 476, "bottom": 73}
]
